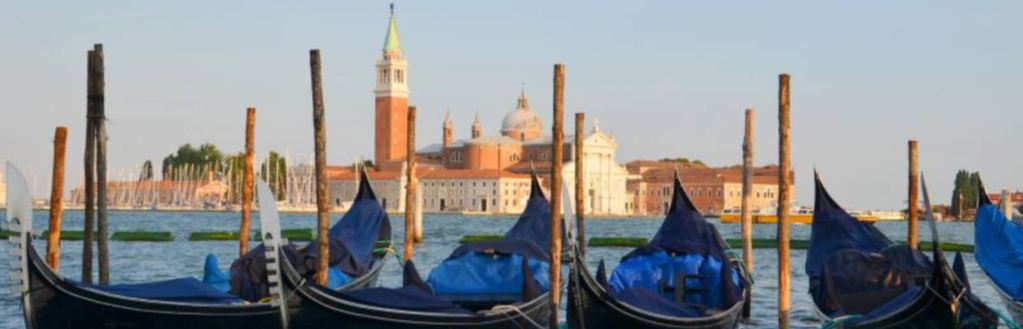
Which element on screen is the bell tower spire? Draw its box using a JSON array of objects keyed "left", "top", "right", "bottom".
[{"left": 374, "top": 3, "right": 410, "bottom": 167}]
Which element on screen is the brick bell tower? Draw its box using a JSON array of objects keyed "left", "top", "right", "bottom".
[{"left": 375, "top": 4, "right": 409, "bottom": 168}]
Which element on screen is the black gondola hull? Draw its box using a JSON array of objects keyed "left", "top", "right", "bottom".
[
  {"left": 280, "top": 254, "right": 551, "bottom": 329},
  {"left": 21, "top": 241, "right": 282, "bottom": 329},
  {"left": 567, "top": 255, "right": 744, "bottom": 329}
]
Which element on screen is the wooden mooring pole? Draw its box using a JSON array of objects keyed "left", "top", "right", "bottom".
[
  {"left": 549, "top": 63, "right": 565, "bottom": 329},
  {"left": 309, "top": 49, "right": 330, "bottom": 286},
  {"left": 777, "top": 74, "right": 791, "bottom": 329},
  {"left": 240, "top": 107, "right": 256, "bottom": 256},
  {"left": 47, "top": 127, "right": 68, "bottom": 271},
  {"left": 93, "top": 43, "right": 110, "bottom": 285},
  {"left": 575, "top": 112, "right": 585, "bottom": 257},
  {"left": 404, "top": 106, "right": 417, "bottom": 261},
  {"left": 82, "top": 46, "right": 98, "bottom": 284},
  {"left": 741, "top": 108, "right": 754, "bottom": 318},
  {"left": 908, "top": 140, "right": 919, "bottom": 249}
]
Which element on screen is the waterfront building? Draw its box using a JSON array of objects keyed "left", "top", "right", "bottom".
[
  {"left": 625, "top": 161, "right": 793, "bottom": 216},
  {"left": 0, "top": 169, "right": 6, "bottom": 208},
  {"left": 329, "top": 5, "right": 633, "bottom": 215}
]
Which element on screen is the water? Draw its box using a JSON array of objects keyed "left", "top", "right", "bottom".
[{"left": 0, "top": 210, "right": 1014, "bottom": 328}]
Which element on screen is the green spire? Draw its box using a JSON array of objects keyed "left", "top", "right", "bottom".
[{"left": 383, "top": 3, "right": 401, "bottom": 52}]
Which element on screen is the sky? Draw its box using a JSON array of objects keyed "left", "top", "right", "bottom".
[{"left": 0, "top": 1, "right": 1020, "bottom": 209}]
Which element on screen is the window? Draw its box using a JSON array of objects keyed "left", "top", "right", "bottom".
[
  {"left": 383, "top": 69, "right": 390, "bottom": 83},
  {"left": 396, "top": 69, "right": 404, "bottom": 83}
]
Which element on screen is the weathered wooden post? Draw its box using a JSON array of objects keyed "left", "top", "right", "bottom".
[
  {"left": 93, "top": 43, "right": 110, "bottom": 285},
  {"left": 404, "top": 106, "right": 417, "bottom": 261},
  {"left": 741, "top": 108, "right": 754, "bottom": 318},
  {"left": 47, "top": 127, "right": 68, "bottom": 271},
  {"left": 309, "top": 49, "right": 330, "bottom": 286},
  {"left": 82, "top": 46, "right": 98, "bottom": 284},
  {"left": 414, "top": 185, "right": 423, "bottom": 243},
  {"left": 575, "top": 112, "right": 585, "bottom": 257},
  {"left": 777, "top": 74, "right": 791, "bottom": 329},
  {"left": 549, "top": 63, "right": 565, "bottom": 329},
  {"left": 240, "top": 107, "right": 256, "bottom": 256},
  {"left": 1002, "top": 189, "right": 1013, "bottom": 219},
  {"left": 908, "top": 140, "right": 919, "bottom": 249}
]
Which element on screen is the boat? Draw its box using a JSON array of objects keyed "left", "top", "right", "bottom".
[
  {"left": 720, "top": 207, "right": 878, "bottom": 224},
  {"left": 278, "top": 170, "right": 565, "bottom": 328},
  {"left": 805, "top": 172, "right": 998, "bottom": 328},
  {"left": 567, "top": 171, "right": 751, "bottom": 329},
  {"left": 9, "top": 162, "right": 289, "bottom": 329},
  {"left": 972, "top": 178, "right": 1023, "bottom": 324},
  {"left": 209, "top": 166, "right": 392, "bottom": 302}
]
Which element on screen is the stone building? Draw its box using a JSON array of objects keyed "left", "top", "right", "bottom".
[
  {"left": 328, "top": 5, "right": 632, "bottom": 215},
  {"left": 626, "top": 161, "right": 793, "bottom": 216},
  {"left": 0, "top": 169, "right": 6, "bottom": 208}
]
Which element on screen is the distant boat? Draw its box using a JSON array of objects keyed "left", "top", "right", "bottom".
[{"left": 719, "top": 206, "right": 878, "bottom": 224}]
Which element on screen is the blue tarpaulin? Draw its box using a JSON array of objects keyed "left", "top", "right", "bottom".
[
  {"left": 806, "top": 173, "right": 933, "bottom": 318},
  {"left": 339, "top": 261, "right": 475, "bottom": 315},
  {"left": 426, "top": 172, "right": 557, "bottom": 303},
  {"left": 975, "top": 195, "right": 1023, "bottom": 301},
  {"left": 225, "top": 168, "right": 389, "bottom": 302},
  {"left": 84, "top": 278, "right": 241, "bottom": 304},
  {"left": 805, "top": 174, "right": 892, "bottom": 279},
  {"left": 329, "top": 168, "right": 391, "bottom": 267},
  {"left": 427, "top": 242, "right": 553, "bottom": 299},
  {"left": 202, "top": 253, "right": 230, "bottom": 293},
  {"left": 604, "top": 172, "right": 743, "bottom": 316},
  {"left": 503, "top": 173, "right": 567, "bottom": 251}
]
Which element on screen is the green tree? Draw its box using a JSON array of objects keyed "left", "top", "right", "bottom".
[
  {"left": 950, "top": 170, "right": 981, "bottom": 219},
  {"left": 260, "top": 151, "right": 288, "bottom": 201},
  {"left": 161, "top": 143, "right": 225, "bottom": 180},
  {"left": 139, "top": 160, "right": 154, "bottom": 181}
]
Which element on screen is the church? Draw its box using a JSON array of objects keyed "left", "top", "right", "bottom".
[{"left": 326, "top": 5, "right": 632, "bottom": 216}]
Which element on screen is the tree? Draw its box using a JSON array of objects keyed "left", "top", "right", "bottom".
[
  {"left": 138, "top": 160, "right": 154, "bottom": 181},
  {"left": 260, "top": 151, "right": 288, "bottom": 201},
  {"left": 161, "top": 143, "right": 225, "bottom": 180},
  {"left": 950, "top": 170, "right": 981, "bottom": 219}
]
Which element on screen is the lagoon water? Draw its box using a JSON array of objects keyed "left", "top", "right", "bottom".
[{"left": 0, "top": 210, "right": 1014, "bottom": 328}]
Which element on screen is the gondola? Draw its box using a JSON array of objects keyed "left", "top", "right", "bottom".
[
  {"left": 279, "top": 170, "right": 564, "bottom": 329},
  {"left": 9, "top": 162, "right": 289, "bottom": 329},
  {"left": 972, "top": 178, "right": 1023, "bottom": 324},
  {"left": 806, "top": 172, "right": 998, "bottom": 328},
  {"left": 567, "top": 171, "right": 750, "bottom": 329},
  {"left": 216, "top": 166, "right": 392, "bottom": 303}
]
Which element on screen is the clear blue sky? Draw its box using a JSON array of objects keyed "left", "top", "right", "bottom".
[{"left": 1, "top": 1, "right": 1020, "bottom": 209}]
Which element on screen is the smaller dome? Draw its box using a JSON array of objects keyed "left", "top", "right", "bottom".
[{"left": 501, "top": 90, "right": 543, "bottom": 140}]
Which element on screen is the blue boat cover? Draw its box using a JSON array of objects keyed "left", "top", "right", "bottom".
[
  {"left": 974, "top": 185, "right": 1023, "bottom": 301},
  {"left": 427, "top": 240, "right": 553, "bottom": 299},
  {"left": 329, "top": 168, "right": 392, "bottom": 267},
  {"left": 426, "top": 171, "right": 557, "bottom": 302},
  {"left": 340, "top": 261, "right": 475, "bottom": 315},
  {"left": 607, "top": 173, "right": 743, "bottom": 316},
  {"left": 504, "top": 172, "right": 568, "bottom": 251},
  {"left": 202, "top": 253, "right": 230, "bottom": 293},
  {"left": 805, "top": 173, "right": 892, "bottom": 279},
  {"left": 84, "top": 277, "right": 241, "bottom": 304},
  {"left": 806, "top": 173, "right": 933, "bottom": 317},
  {"left": 227, "top": 168, "right": 388, "bottom": 302}
]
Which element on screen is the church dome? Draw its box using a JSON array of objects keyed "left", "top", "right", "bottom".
[{"left": 501, "top": 90, "right": 543, "bottom": 140}]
